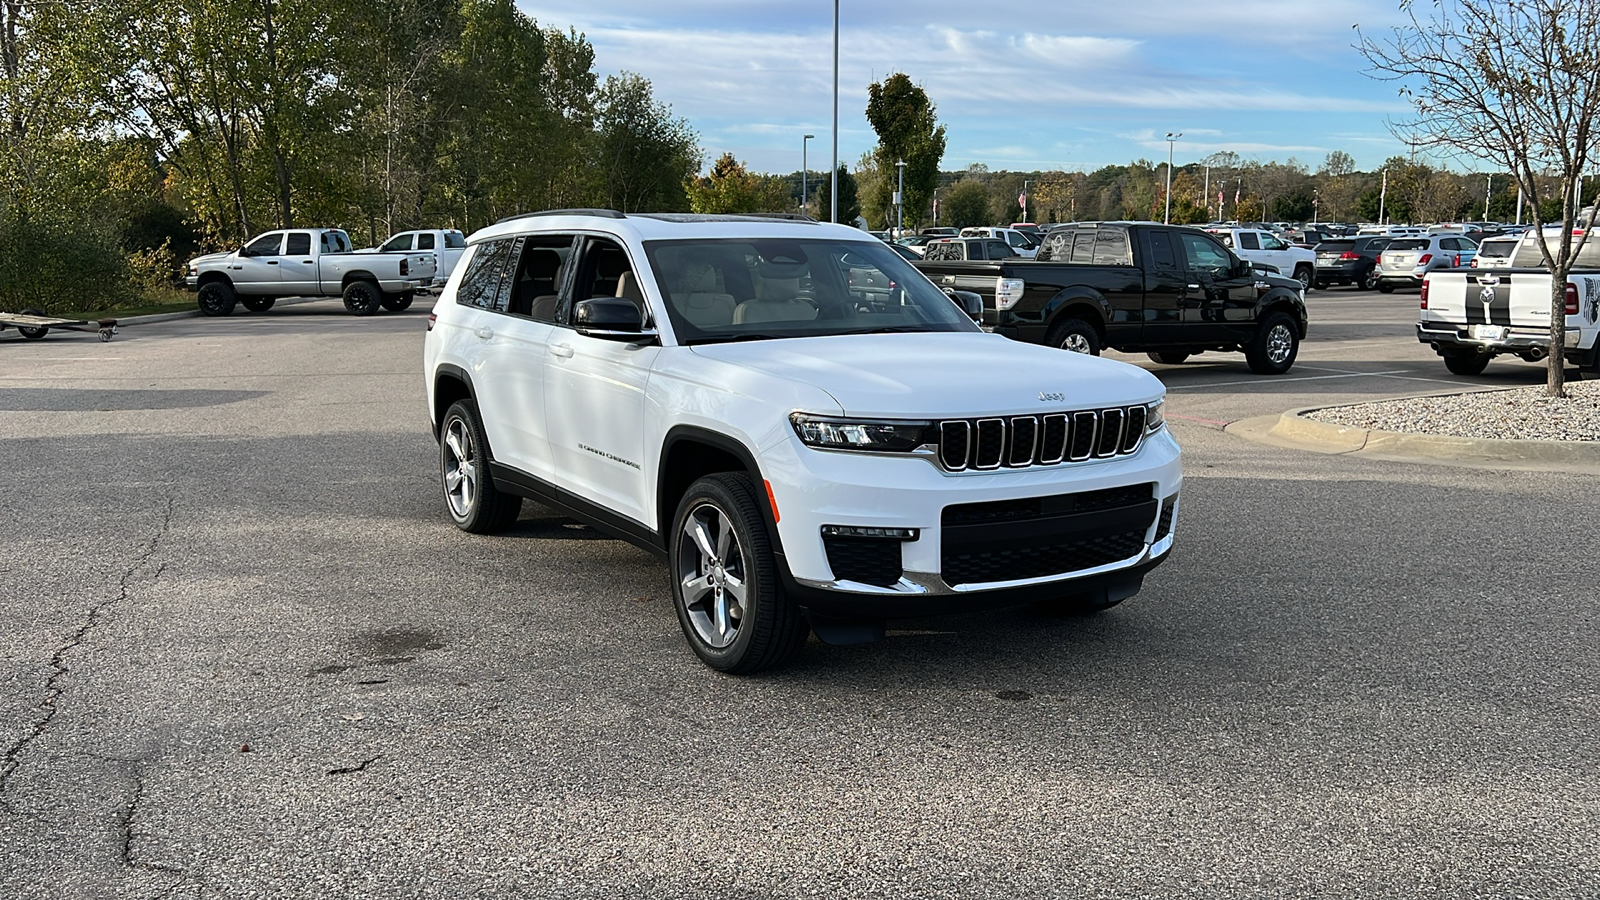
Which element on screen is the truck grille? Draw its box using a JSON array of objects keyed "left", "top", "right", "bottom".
[
  {"left": 940, "top": 485, "right": 1158, "bottom": 587},
  {"left": 937, "top": 406, "right": 1147, "bottom": 472}
]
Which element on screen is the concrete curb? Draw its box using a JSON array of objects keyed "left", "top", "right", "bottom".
[{"left": 1226, "top": 406, "right": 1600, "bottom": 471}]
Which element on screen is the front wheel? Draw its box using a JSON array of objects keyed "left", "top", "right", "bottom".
[
  {"left": 1245, "top": 312, "right": 1299, "bottom": 375},
  {"left": 1360, "top": 270, "right": 1380, "bottom": 291},
  {"left": 197, "top": 281, "right": 237, "bottom": 317},
  {"left": 342, "top": 280, "right": 383, "bottom": 316},
  {"left": 241, "top": 297, "right": 275, "bottom": 313},
  {"left": 381, "top": 292, "right": 414, "bottom": 312},
  {"left": 1442, "top": 350, "right": 1491, "bottom": 376},
  {"left": 670, "top": 473, "right": 807, "bottom": 674},
  {"left": 1146, "top": 351, "right": 1191, "bottom": 365},
  {"left": 1046, "top": 317, "right": 1102, "bottom": 356},
  {"left": 438, "top": 400, "right": 521, "bottom": 533}
]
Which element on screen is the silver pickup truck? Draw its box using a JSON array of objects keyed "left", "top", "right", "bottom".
[
  {"left": 1418, "top": 229, "right": 1600, "bottom": 376},
  {"left": 186, "top": 228, "right": 437, "bottom": 317}
]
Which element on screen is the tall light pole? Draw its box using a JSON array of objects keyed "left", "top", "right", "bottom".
[
  {"left": 1022, "top": 179, "right": 1031, "bottom": 224},
  {"left": 895, "top": 158, "right": 906, "bottom": 235},
  {"left": 1202, "top": 165, "right": 1211, "bottom": 220},
  {"left": 802, "top": 133, "right": 814, "bottom": 217},
  {"left": 830, "top": 0, "right": 839, "bottom": 224},
  {"left": 1164, "top": 132, "right": 1182, "bottom": 224},
  {"left": 1378, "top": 168, "right": 1388, "bottom": 225},
  {"left": 1484, "top": 172, "right": 1492, "bottom": 221}
]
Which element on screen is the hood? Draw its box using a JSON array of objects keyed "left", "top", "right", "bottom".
[
  {"left": 690, "top": 332, "right": 1164, "bottom": 419},
  {"left": 188, "top": 251, "right": 233, "bottom": 266}
]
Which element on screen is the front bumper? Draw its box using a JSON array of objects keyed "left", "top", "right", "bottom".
[{"left": 763, "top": 426, "right": 1183, "bottom": 618}]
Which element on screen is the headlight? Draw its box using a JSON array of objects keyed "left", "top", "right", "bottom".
[
  {"left": 790, "top": 414, "right": 931, "bottom": 452},
  {"left": 1146, "top": 398, "right": 1165, "bottom": 433}
]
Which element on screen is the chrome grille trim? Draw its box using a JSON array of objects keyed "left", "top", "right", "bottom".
[{"left": 936, "top": 406, "right": 1152, "bottom": 472}]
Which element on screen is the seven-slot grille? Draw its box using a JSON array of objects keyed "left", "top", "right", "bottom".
[{"left": 937, "top": 406, "right": 1148, "bottom": 472}]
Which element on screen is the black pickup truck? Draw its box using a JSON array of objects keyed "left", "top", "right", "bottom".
[{"left": 913, "top": 221, "right": 1309, "bottom": 374}]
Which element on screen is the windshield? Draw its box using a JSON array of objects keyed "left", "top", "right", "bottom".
[{"left": 643, "top": 237, "right": 979, "bottom": 345}]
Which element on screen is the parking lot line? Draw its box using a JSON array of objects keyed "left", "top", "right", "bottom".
[{"left": 1172, "top": 369, "right": 1413, "bottom": 390}]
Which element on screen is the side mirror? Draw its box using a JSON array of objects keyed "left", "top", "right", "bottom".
[
  {"left": 574, "top": 297, "right": 655, "bottom": 342},
  {"left": 944, "top": 288, "right": 984, "bottom": 322},
  {"left": 238, "top": 248, "right": 254, "bottom": 258},
  {"left": 1233, "top": 258, "right": 1253, "bottom": 278}
]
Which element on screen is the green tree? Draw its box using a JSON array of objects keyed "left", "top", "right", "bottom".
[
  {"left": 941, "top": 179, "right": 990, "bottom": 228},
  {"left": 864, "top": 73, "right": 945, "bottom": 230},
  {"left": 685, "top": 153, "right": 789, "bottom": 214},
  {"left": 814, "top": 165, "right": 859, "bottom": 224},
  {"left": 593, "top": 72, "right": 700, "bottom": 212}
]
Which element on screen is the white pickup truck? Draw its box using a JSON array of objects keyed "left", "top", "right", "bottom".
[
  {"left": 1418, "top": 230, "right": 1600, "bottom": 376},
  {"left": 1205, "top": 227, "right": 1317, "bottom": 290},
  {"left": 186, "top": 228, "right": 437, "bottom": 317},
  {"left": 366, "top": 229, "right": 466, "bottom": 289}
]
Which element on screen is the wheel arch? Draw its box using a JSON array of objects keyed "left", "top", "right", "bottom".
[
  {"left": 657, "top": 426, "right": 780, "bottom": 553},
  {"left": 1260, "top": 291, "right": 1309, "bottom": 337},
  {"left": 432, "top": 364, "right": 475, "bottom": 439},
  {"left": 1042, "top": 289, "right": 1111, "bottom": 340},
  {"left": 196, "top": 272, "right": 233, "bottom": 290},
  {"left": 341, "top": 270, "right": 381, "bottom": 289}
]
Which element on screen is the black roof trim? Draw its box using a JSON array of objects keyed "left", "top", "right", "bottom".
[{"left": 495, "top": 208, "right": 626, "bottom": 224}]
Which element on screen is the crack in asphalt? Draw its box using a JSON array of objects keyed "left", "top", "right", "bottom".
[
  {"left": 0, "top": 496, "right": 175, "bottom": 806},
  {"left": 327, "top": 754, "right": 384, "bottom": 776},
  {"left": 118, "top": 766, "right": 190, "bottom": 892}
]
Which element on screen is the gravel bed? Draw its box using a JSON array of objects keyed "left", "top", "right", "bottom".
[{"left": 1306, "top": 380, "right": 1600, "bottom": 442}]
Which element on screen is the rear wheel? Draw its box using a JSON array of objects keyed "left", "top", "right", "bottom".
[
  {"left": 670, "top": 473, "right": 807, "bottom": 674},
  {"left": 1046, "top": 317, "right": 1101, "bottom": 356},
  {"left": 241, "top": 297, "right": 275, "bottom": 313},
  {"left": 380, "top": 291, "right": 414, "bottom": 312},
  {"left": 17, "top": 307, "right": 48, "bottom": 340},
  {"left": 1146, "top": 351, "right": 1191, "bottom": 365},
  {"left": 1245, "top": 312, "right": 1299, "bottom": 375},
  {"left": 1360, "top": 269, "right": 1380, "bottom": 291},
  {"left": 342, "top": 280, "right": 383, "bottom": 316},
  {"left": 1442, "top": 349, "right": 1491, "bottom": 376},
  {"left": 438, "top": 400, "right": 521, "bottom": 533},
  {"left": 197, "top": 281, "right": 237, "bottom": 316}
]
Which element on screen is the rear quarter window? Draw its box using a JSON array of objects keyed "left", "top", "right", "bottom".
[{"left": 1388, "top": 239, "right": 1429, "bottom": 251}]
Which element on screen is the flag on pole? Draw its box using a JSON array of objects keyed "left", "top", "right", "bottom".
[{"left": 1018, "top": 192, "right": 1027, "bottom": 207}]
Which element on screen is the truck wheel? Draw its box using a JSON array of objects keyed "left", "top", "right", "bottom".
[
  {"left": 1146, "top": 351, "right": 1190, "bottom": 365},
  {"left": 380, "top": 292, "right": 413, "bottom": 312},
  {"left": 1442, "top": 350, "right": 1491, "bottom": 376},
  {"left": 197, "top": 282, "right": 237, "bottom": 317},
  {"left": 342, "top": 280, "right": 383, "bottom": 316},
  {"left": 1046, "top": 318, "right": 1101, "bottom": 356},
  {"left": 1294, "top": 265, "right": 1314, "bottom": 291},
  {"left": 241, "top": 297, "right": 275, "bottom": 313},
  {"left": 439, "top": 400, "right": 521, "bottom": 533},
  {"left": 1245, "top": 312, "right": 1299, "bottom": 375},
  {"left": 670, "top": 473, "right": 807, "bottom": 674},
  {"left": 17, "top": 307, "right": 49, "bottom": 340}
]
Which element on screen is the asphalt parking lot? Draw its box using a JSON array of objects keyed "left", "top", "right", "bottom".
[{"left": 2, "top": 289, "right": 1597, "bottom": 898}]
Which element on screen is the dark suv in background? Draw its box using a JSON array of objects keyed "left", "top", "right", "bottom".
[{"left": 1312, "top": 236, "right": 1391, "bottom": 290}]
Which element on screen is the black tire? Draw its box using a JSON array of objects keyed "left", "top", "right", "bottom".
[
  {"left": 380, "top": 292, "right": 414, "bottom": 312},
  {"left": 438, "top": 400, "right": 521, "bottom": 534},
  {"left": 241, "top": 297, "right": 276, "bottom": 313},
  {"left": 197, "top": 281, "right": 237, "bottom": 317},
  {"left": 1146, "top": 351, "right": 1191, "bottom": 365},
  {"left": 17, "top": 307, "right": 48, "bottom": 340},
  {"left": 1442, "top": 350, "right": 1491, "bottom": 376},
  {"left": 342, "top": 280, "right": 383, "bottom": 316},
  {"left": 1376, "top": 281, "right": 1395, "bottom": 294},
  {"left": 1360, "top": 269, "right": 1380, "bottom": 291},
  {"left": 1314, "top": 279, "right": 1330, "bottom": 290},
  {"left": 1245, "top": 311, "right": 1299, "bottom": 375},
  {"left": 670, "top": 473, "right": 807, "bottom": 674},
  {"left": 1294, "top": 265, "right": 1314, "bottom": 291},
  {"left": 1045, "top": 317, "right": 1101, "bottom": 356}
]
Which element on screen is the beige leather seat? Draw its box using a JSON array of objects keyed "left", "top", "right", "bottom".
[
  {"left": 733, "top": 275, "right": 816, "bottom": 325},
  {"left": 615, "top": 271, "right": 646, "bottom": 316},
  {"left": 671, "top": 262, "right": 737, "bottom": 328}
]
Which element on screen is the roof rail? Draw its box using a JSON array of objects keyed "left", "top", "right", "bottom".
[
  {"left": 740, "top": 213, "right": 817, "bottom": 222},
  {"left": 495, "top": 208, "right": 626, "bottom": 224}
]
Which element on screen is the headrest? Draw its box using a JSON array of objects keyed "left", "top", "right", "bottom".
[
  {"left": 679, "top": 260, "right": 718, "bottom": 293},
  {"left": 757, "top": 259, "right": 808, "bottom": 279}
]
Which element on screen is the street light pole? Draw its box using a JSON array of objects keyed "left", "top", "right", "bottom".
[
  {"left": 895, "top": 158, "right": 906, "bottom": 235},
  {"left": 1378, "top": 168, "right": 1388, "bottom": 225},
  {"left": 830, "top": 0, "right": 839, "bottom": 224},
  {"left": 1022, "top": 179, "right": 1031, "bottom": 224},
  {"left": 1202, "top": 166, "right": 1210, "bottom": 220},
  {"left": 1164, "top": 132, "right": 1182, "bottom": 224},
  {"left": 1484, "top": 172, "right": 1492, "bottom": 221},
  {"left": 802, "top": 134, "right": 814, "bottom": 217}
]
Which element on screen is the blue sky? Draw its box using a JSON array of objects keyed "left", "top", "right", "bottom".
[{"left": 518, "top": 1, "right": 1418, "bottom": 175}]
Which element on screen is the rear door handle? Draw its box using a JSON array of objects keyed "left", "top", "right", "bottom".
[
  {"left": 267, "top": 260, "right": 278, "bottom": 265},
  {"left": 473, "top": 327, "right": 493, "bottom": 340},
  {"left": 1187, "top": 284, "right": 1201, "bottom": 290},
  {"left": 550, "top": 344, "right": 575, "bottom": 359}
]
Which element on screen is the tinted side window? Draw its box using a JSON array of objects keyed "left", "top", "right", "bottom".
[
  {"left": 284, "top": 232, "right": 311, "bottom": 256},
  {"left": 1093, "top": 229, "right": 1131, "bottom": 266},
  {"left": 382, "top": 234, "right": 413, "bottom": 252},
  {"left": 456, "top": 239, "right": 515, "bottom": 310},
  {"left": 445, "top": 232, "right": 466, "bottom": 249},
  {"left": 986, "top": 241, "right": 1012, "bottom": 258},
  {"left": 417, "top": 233, "right": 436, "bottom": 250},
  {"left": 246, "top": 233, "right": 282, "bottom": 256},
  {"left": 1147, "top": 230, "right": 1179, "bottom": 270},
  {"left": 1179, "top": 233, "right": 1232, "bottom": 272},
  {"left": 1070, "top": 232, "right": 1097, "bottom": 264},
  {"left": 1239, "top": 232, "right": 1261, "bottom": 250}
]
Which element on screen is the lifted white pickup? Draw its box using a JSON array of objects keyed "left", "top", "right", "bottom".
[{"left": 186, "top": 228, "right": 437, "bottom": 317}]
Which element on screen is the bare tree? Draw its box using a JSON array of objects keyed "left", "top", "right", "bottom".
[{"left": 1359, "top": 0, "right": 1600, "bottom": 397}]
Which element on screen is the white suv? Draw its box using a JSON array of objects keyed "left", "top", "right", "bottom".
[{"left": 422, "top": 211, "right": 1182, "bottom": 672}]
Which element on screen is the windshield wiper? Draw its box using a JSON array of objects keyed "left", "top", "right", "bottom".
[
  {"left": 685, "top": 333, "right": 791, "bottom": 345},
  {"left": 836, "top": 326, "right": 936, "bottom": 335}
]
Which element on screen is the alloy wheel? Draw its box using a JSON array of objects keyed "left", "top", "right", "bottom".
[
  {"left": 442, "top": 417, "right": 477, "bottom": 519},
  {"left": 1267, "top": 324, "right": 1294, "bottom": 364},
  {"left": 676, "top": 503, "right": 747, "bottom": 649}
]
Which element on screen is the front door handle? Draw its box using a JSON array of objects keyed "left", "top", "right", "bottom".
[
  {"left": 1186, "top": 284, "right": 1201, "bottom": 290},
  {"left": 550, "top": 344, "right": 575, "bottom": 359},
  {"left": 473, "top": 327, "right": 493, "bottom": 340},
  {"left": 267, "top": 260, "right": 278, "bottom": 265}
]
